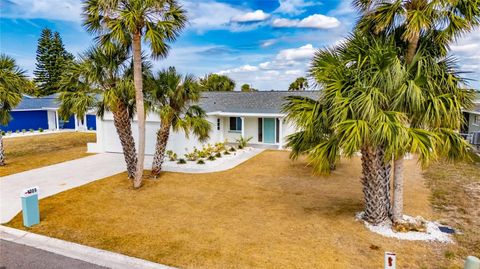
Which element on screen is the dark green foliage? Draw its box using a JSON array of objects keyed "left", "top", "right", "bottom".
[
  {"left": 207, "top": 155, "right": 216, "bottom": 161},
  {"left": 288, "top": 77, "right": 309, "bottom": 91},
  {"left": 177, "top": 158, "right": 186, "bottom": 164},
  {"left": 229, "top": 147, "right": 236, "bottom": 152},
  {"left": 215, "top": 152, "right": 222, "bottom": 158},
  {"left": 199, "top": 73, "right": 235, "bottom": 91},
  {"left": 196, "top": 159, "right": 205, "bottom": 164},
  {"left": 33, "top": 28, "right": 74, "bottom": 96},
  {"left": 38, "top": 128, "right": 44, "bottom": 132},
  {"left": 223, "top": 150, "right": 230, "bottom": 155},
  {"left": 241, "top": 84, "right": 258, "bottom": 92}
]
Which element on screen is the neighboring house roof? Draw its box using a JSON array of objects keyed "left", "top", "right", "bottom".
[
  {"left": 465, "top": 102, "right": 480, "bottom": 115},
  {"left": 198, "top": 91, "right": 320, "bottom": 114},
  {"left": 14, "top": 94, "right": 60, "bottom": 111}
]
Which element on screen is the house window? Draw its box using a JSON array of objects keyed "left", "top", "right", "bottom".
[
  {"left": 229, "top": 117, "right": 242, "bottom": 132},
  {"left": 217, "top": 118, "right": 221, "bottom": 130},
  {"left": 276, "top": 118, "right": 280, "bottom": 143},
  {"left": 258, "top": 118, "right": 263, "bottom": 142},
  {"left": 475, "top": 115, "right": 480, "bottom": 126}
]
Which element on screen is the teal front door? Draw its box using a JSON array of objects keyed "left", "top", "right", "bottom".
[{"left": 263, "top": 118, "right": 275, "bottom": 144}]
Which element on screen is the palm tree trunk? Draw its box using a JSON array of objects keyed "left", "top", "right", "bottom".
[
  {"left": 405, "top": 34, "right": 420, "bottom": 65},
  {"left": 151, "top": 119, "right": 172, "bottom": 178},
  {"left": 132, "top": 31, "right": 145, "bottom": 189},
  {"left": 361, "top": 146, "right": 392, "bottom": 225},
  {"left": 0, "top": 133, "right": 5, "bottom": 166},
  {"left": 392, "top": 158, "right": 404, "bottom": 223},
  {"left": 390, "top": 34, "right": 419, "bottom": 222},
  {"left": 112, "top": 102, "right": 137, "bottom": 178}
]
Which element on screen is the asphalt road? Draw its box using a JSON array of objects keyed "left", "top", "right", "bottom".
[{"left": 0, "top": 239, "right": 108, "bottom": 269}]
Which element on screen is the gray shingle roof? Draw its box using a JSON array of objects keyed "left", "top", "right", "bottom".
[
  {"left": 14, "top": 94, "right": 60, "bottom": 110},
  {"left": 197, "top": 91, "right": 320, "bottom": 114}
]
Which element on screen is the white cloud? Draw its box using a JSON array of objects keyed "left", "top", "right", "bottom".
[
  {"left": 231, "top": 10, "right": 270, "bottom": 23},
  {"left": 2, "top": 0, "right": 82, "bottom": 22},
  {"left": 276, "top": 44, "right": 316, "bottom": 61},
  {"left": 274, "top": 0, "right": 317, "bottom": 15},
  {"left": 272, "top": 14, "right": 341, "bottom": 29},
  {"left": 285, "top": 69, "right": 302, "bottom": 75},
  {"left": 261, "top": 39, "right": 277, "bottom": 48},
  {"left": 450, "top": 29, "right": 480, "bottom": 87},
  {"left": 218, "top": 64, "right": 259, "bottom": 74},
  {"left": 215, "top": 44, "right": 317, "bottom": 90}
]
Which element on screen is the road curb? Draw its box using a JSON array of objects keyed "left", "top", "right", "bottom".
[{"left": 0, "top": 225, "right": 175, "bottom": 269}]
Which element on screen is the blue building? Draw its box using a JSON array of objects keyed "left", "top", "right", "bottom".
[{"left": 1, "top": 95, "right": 97, "bottom": 132}]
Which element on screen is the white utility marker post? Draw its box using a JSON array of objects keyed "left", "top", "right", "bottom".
[{"left": 385, "top": 252, "right": 396, "bottom": 269}]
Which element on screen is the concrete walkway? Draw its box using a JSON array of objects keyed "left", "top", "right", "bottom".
[{"left": 0, "top": 153, "right": 126, "bottom": 224}]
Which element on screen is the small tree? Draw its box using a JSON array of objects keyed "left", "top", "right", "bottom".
[
  {"left": 148, "top": 67, "right": 211, "bottom": 177},
  {"left": 288, "top": 77, "right": 309, "bottom": 91},
  {"left": 0, "top": 54, "right": 32, "bottom": 165},
  {"left": 199, "top": 73, "right": 236, "bottom": 91},
  {"left": 58, "top": 44, "right": 144, "bottom": 178},
  {"left": 241, "top": 84, "right": 257, "bottom": 92},
  {"left": 33, "top": 28, "right": 74, "bottom": 96}
]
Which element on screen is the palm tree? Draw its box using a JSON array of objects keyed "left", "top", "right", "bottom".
[
  {"left": 83, "top": 0, "right": 187, "bottom": 188},
  {"left": 0, "top": 54, "right": 31, "bottom": 165},
  {"left": 148, "top": 67, "right": 211, "bottom": 177},
  {"left": 288, "top": 77, "right": 309, "bottom": 91},
  {"left": 355, "top": 0, "right": 480, "bottom": 223},
  {"left": 286, "top": 33, "right": 472, "bottom": 225},
  {"left": 58, "top": 45, "right": 143, "bottom": 178},
  {"left": 199, "top": 73, "right": 236, "bottom": 91}
]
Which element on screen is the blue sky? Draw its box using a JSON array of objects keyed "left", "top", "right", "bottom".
[{"left": 0, "top": 0, "right": 479, "bottom": 90}]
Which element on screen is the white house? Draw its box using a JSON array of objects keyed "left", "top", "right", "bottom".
[{"left": 88, "top": 91, "right": 319, "bottom": 155}]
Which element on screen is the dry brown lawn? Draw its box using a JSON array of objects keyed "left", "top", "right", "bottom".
[
  {"left": 7, "top": 150, "right": 460, "bottom": 268},
  {"left": 1, "top": 132, "right": 96, "bottom": 177},
  {"left": 423, "top": 154, "right": 480, "bottom": 267}
]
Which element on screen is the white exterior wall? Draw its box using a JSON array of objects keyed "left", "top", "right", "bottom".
[
  {"left": 89, "top": 114, "right": 301, "bottom": 154},
  {"left": 90, "top": 112, "right": 221, "bottom": 155}
]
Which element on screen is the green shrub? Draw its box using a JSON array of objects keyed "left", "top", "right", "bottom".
[
  {"left": 236, "top": 136, "right": 253, "bottom": 148},
  {"left": 1, "top": 131, "right": 5, "bottom": 136},
  {"left": 215, "top": 152, "right": 222, "bottom": 158},
  {"left": 15, "top": 130, "right": 20, "bottom": 133},
  {"left": 21, "top": 129, "right": 26, "bottom": 133},
  {"left": 177, "top": 158, "right": 187, "bottom": 164},
  {"left": 29, "top": 128, "right": 34, "bottom": 133},
  {"left": 38, "top": 128, "right": 44, "bottom": 132},
  {"left": 166, "top": 150, "right": 177, "bottom": 161},
  {"left": 7, "top": 131, "right": 12, "bottom": 135},
  {"left": 197, "top": 159, "right": 205, "bottom": 164},
  {"left": 229, "top": 147, "right": 236, "bottom": 152},
  {"left": 207, "top": 155, "right": 216, "bottom": 161},
  {"left": 89, "top": 127, "right": 93, "bottom": 131},
  {"left": 223, "top": 150, "right": 230, "bottom": 155}
]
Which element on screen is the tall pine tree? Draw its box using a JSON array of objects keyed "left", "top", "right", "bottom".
[{"left": 33, "top": 28, "right": 74, "bottom": 96}]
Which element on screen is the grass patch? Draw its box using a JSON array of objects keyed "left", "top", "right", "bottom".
[
  {"left": 1, "top": 132, "right": 96, "bottom": 177},
  {"left": 6, "top": 151, "right": 446, "bottom": 268},
  {"left": 423, "top": 154, "right": 480, "bottom": 267}
]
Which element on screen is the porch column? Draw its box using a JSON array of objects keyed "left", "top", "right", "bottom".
[
  {"left": 241, "top": 117, "right": 245, "bottom": 138},
  {"left": 74, "top": 114, "right": 78, "bottom": 131},
  {"left": 84, "top": 115, "right": 88, "bottom": 131},
  {"left": 55, "top": 111, "right": 60, "bottom": 130},
  {"left": 278, "top": 117, "right": 283, "bottom": 149}
]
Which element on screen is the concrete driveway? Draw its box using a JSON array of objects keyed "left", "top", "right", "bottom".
[{"left": 0, "top": 153, "right": 126, "bottom": 224}]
